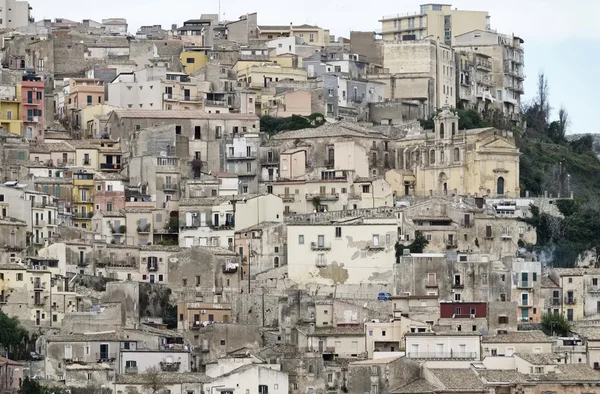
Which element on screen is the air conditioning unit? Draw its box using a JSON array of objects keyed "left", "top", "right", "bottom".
[{"left": 470, "top": 314, "right": 475, "bottom": 318}]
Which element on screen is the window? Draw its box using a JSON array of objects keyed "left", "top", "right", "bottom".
[
  {"left": 371, "top": 385, "right": 378, "bottom": 394},
  {"left": 16, "top": 273, "right": 23, "bottom": 281},
  {"left": 382, "top": 330, "right": 386, "bottom": 336},
  {"left": 500, "top": 293, "right": 506, "bottom": 301},
  {"left": 298, "top": 235, "right": 304, "bottom": 245},
  {"left": 194, "top": 126, "right": 201, "bottom": 139},
  {"left": 594, "top": 278, "right": 599, "bottom": 286},
  {"left": 335, "top": 227, "right": 342, "bottom": 238},
  {"left": 87, "top": 95, "right": 92, "bottom": 105},
  {"left": 454, "top": 293, "right": 461, "bottom": 301},
  {"left": 186, "top": 57, "right": 195, "bottom": 63},
  {"left": 498, "top": 316, "right": 508, "bottom": 324}
]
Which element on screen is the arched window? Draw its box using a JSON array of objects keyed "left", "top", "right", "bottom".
[
  {"left": 454, "top": 148, "right": 460, "bottom": 162},
  {"left": 440, "top": 151, "right": 445, "bottom": 163},
  {"left": 497, "top": 177, "right": 505, "bottom": 195},
  {"left": 430, "top": 150, "right": 436, "bottom": 165},
  {"left": 424, "top": 150, "right": 429, "bottom": 166},
  {"left": 440, "top": 123, "right": 445, "bottom": 139},
  {"left": 274, "top": 256, "right": 280, "bottom": 268},
  {"left": 452, "top": 122, "right": 456, "bottom": 136}
]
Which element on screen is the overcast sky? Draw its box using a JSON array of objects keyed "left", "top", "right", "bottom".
[{"left": 30, "top": 0, "right": 600, "bottom": 134}]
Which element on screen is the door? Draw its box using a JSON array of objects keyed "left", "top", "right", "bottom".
[
  {"left": 521, "top": 307, "right": 529, "bottom": 322},
  {"left": 521, "top": 272, "right": 528, "bottom": 287},
  {"left": 410, "top": 344, "right": 419, "bottom": 357},
  {"left": 458, "top": 344, "right": 466, "bottom": 357},
  {"left": 100, "top": 344, "right": 109, "bottom": 360},
  {"left": 436, "top": 344, "right": 443, "bottom": 358},
  {"left": 317, "top": 235, "right": 324, "bottom": 248},
  {"left": 64, "top": 345, "right": 72, "bottom": 360},
  {"left": 213, "top": 213, "right": 219, "bottom": 227},
  {"left": 318, "top": 340, "right": 324, "bottom": 352}
]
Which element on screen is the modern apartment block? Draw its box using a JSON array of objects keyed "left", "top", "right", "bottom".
[
  {"left": 379, "top": 3, "right": 489, "bottom": 45},
  {"left": 454, "top": 30, "right": 525, "bottom": 119},
  {"left": 0, "top": 0, "right": 32, "bottom": 29}
]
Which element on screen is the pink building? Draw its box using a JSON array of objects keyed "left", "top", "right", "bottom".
[
  {"left": 0, "top": 357, "right": 22, "bottom": 392},
  {"left": 21, "top": 72, "right": 45, "bottom": 142}
]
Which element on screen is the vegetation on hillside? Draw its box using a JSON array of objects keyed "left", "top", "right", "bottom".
[
  {"left": 260, "top": 113, "right": 325, "bottom": 136},
  {"left": 0, "top": 311, "right": 33, "bottom": 360},
  {"left": 540, "top": 312, "right": 571, "bottom": 337}
]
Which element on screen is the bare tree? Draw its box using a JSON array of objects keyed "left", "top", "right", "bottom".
[
  {"left": 557, "top": 106, "right": 570, "bottom": 139},
  {"left": 140, "top": 366, "right": 165, "bottom": 394},
  {"left": 537, "top": 72, "right": 551, "bottom": 126}
]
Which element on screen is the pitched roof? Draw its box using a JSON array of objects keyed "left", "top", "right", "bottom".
[
  {"left": 554, "top": 268, "right": 600, "bottom": 276},
  {"left": 540, "top": 275, "right": 559, "bottom": 288},
  {"left": 392, "top": 379, "right": 440, "bottom": 394},
  {"left": 30, "top": 142, "right": 75, "bottom": 153},
  {"left": 428, "top": 369, "right": 484, "bottom": 392},
  {"left": 180, "top": 196, "right": 235, "bottom": 206},
  {"left": 515, "top": 352, "right": 559, "bottom": 365},
  {"left": 297, "top": 325, "right": 364, "bottom": 336},
  {"left": 571, "top": 326, "right": 600, "bottom": 341},
  {"left": 476, "top": 370, "right": 527, "bottom": 384},
  {"left": 111, "top": 109, "right": 258, "bottom": 121},
  {"left": 272, "top": 122, "right": 388, "bottom": 140},
  {"left": 116, "top": 372, "right": 212, "bottom": 384},
  {"left": 481, "top": 331, "right": 551, "bottom": 343},
  {"left": 193, "top": 246, "right": 237, "bottom": 256},
  {"left": 46, "top": 333, "right": 122, "bottom": 342}
]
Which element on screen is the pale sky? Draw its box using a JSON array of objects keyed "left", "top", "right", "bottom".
[{"left": 30, "top": 0, "right": 600, "bottom": 134}]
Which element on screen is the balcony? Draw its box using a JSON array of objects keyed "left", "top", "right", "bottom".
[
  {"left": 311, "top": 242, "right": 331, "bottom": 251},
  {"left": 306, "top": 193, "right": 340, "bottom": 201},
  {"left": 26, "top": 116, "right": 39, "bottom": 123},
  {"left": 33, "top": 220, "right": 47, "bottom": 228},
  {"left": 476, "top": 75, "right": 493, "bottom": 87},
  {"left": 137, "top": 224, "right": 151, "bottom": 234},
  {"left": 452, "top": 282, "right": 464, "bottom": 289},
  {"left": 125, "top": 366, "right": 138, "bottom": 374},
  {"left": 222, "top": 262, "right": 239, "bottom": 274},
  {"left": 100, "top": 163, "right": 121, "bottom": 171},
  {"left": 518, "top": 281, "right": 533, "bottom": 289},
  {"left": 278, "top": 194, "right": 295, "bottom": 202},
  {"left": 445, "top": 241, "right": 457, "bottom": 249},
  {"left": 519, "top": 300, "right": 530, "bottom": 307},
  {"left": 162, "top": 183, "right": 178, "bottom": 191},
  {"left": 95, "top": 352, "right": 117, "bottom": 362},
  {"left": 226, "top": 152, "right": 256, "bottom": 161},
  {"left": 23, "top": 99, "right": 39, "bottom": 106},
  {"left": 33, "top": 281, "right": 46, "bottom": 290},
  {"left": 367, "top": 243, "right": 385, "bottom": 251},
  {"left": 160, "top": 361, "right": 181, "bottom": 372},
  {"left": 315, "top": 257, "right": 327, "bottom": 267},
  {"left": 34, "top": 201, "right": 56, "bottom": 208},
  {"left": 476, "top": 59, "right": 492, "bottom": 71},
  {"left": 565, "top": 297, "right": 576, "bottom": 305},
  {"left": 205, "top": 99, "right": 229, "bottom": 107},
  {"left": 148, "top": 264, "right": 158, "bottom": 272},
  {"left": 208, "top": 220, "right": 235, "bottom": 230},
  {"left": 407, "top": 352, "right": 478, "bottom": 360},
  {"left": 182, "top": 95, "right": 202, "bottom": 103},
  {"left": 589, "top": 286, "right": 600, "bottom": 293},
  {"left": 552, "top": 298, "right": 561, "bottom": 305}
]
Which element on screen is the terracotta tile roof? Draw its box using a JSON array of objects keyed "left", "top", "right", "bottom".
[
  {"left": 428, "top": 369, "right": 484, "bottom": 391},
  {"left": 481, "top": 330, "right": 551, "bottom": 343}
]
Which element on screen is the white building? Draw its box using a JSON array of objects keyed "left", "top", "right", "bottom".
[
  {"left": 206, "top": 365, "right": 288, "bottom": 394},
  {"left": 405, "top": 331, "right": 481, "bottom": 360},
  {"left": 0, "top": 0, "right": 31, "bottom": 29},
  {"left": 287, "top": 217, "right": 398, "bottom": 289}
]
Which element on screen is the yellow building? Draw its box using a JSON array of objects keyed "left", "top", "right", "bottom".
[
  {"left": 386, "top": 108, "right": 520, "bottom": 198},
  {"left": 257, "top": 24, "right": 330, "bottom": 46},
  {"left": 180, "top": 50, "right": 209, "bottom": 75},
  {"left": 237, "top": 65, "right": 307, "bottom": 95},
  {"left": 379, "top": 3, "right": 489, "bottom": 45},
  {"left": 0, "top": 85, "right": 22, "bottom": 135},
  {"left": 72, "top": 171, "right": 95, "bottom": 229}
]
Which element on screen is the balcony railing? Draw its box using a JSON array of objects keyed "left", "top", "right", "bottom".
[
  {"left": 306, "top": 193, "right": 339, "bottom": 201},
  {"left": 137, "top": 224, "right": 151, "bottom": 234},
  {"left": 565, "top": 297, "right": 576, "bottom": 305},
  {"left": 277, "top": 194, "right": 295, "bottom": 202},
  {"left": 476, "top": 59, "right": 492, "bottom": 71},
  {"left": 100, "top": 163, "right": 121, "bottom": 171},
  {"left": 518, "top": 281, "right": 533, "bottom": 289},
  {"left": 125, "top": 366, "right": 138, "bottom": 374},
  {"left": 33, "top": 220, "right": 47, "bottom": 227},
  {"left": 205, "top": 99, "right": 228, "bottom": 107},
  {"left": 407, "top": 352, "right": 478, "bottom": 360},
  {"left": 226, "top": 152, "right": 256, "bottom": 160},
  {"left": 160, "top": 361, "right": 181, "bottom": 372},
  {"left": 162, "top": 183, "right": 178, "bottom": 191},
  {"left": 311, "top": 242, "right": 331, "bottom": 251},
  {"left": 95, "top": 352, "right": 117, "bottom": 362},
  {"left": 34, "top": 201, "right": 56, "bottom": 208},
  {"left": 552, "top": 298, "right": 561, "bottom": 305}
]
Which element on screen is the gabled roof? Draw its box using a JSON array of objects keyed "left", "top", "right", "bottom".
[
  {"left": 481, "top": 330, "right": 551, "bottom": 343},
  {"left": 428, "top": 368, "right": 484, "bottom": 392}
]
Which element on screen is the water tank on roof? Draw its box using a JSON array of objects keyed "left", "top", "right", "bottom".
[{"left": 24, "top": 66, "right": 35, "bottom": 74}]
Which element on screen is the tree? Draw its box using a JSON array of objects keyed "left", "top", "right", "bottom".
[
  {"left": 395, "top": 231, "right": 429, "bottom": 262},
  {"left": 19, "top": 378, "right": 68, "bottom": 394},
  {"left": 0, "top": 311, "right": 29, "bottom": 359},
  {"left": 141, "top": 366, "right": 165, "bottom": 394},
  {"left": 161, "top": 305, "right": 177, "bottom": 330},
  {"left": 541, "top": 312, "right": 571, "bottom": 336}
]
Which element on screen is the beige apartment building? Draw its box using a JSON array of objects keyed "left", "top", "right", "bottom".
[
  {"left": 379, "top": 3, "right": 489, "bottom": 45},
  {"left": 454, "top": 30, "right": 524, "bottom": 119},
  {"left": 375, "top": 39, "right": 456, "bottom": 114},
  {"left": 257, "top": 24, "right": 330, "bottom": 47}
]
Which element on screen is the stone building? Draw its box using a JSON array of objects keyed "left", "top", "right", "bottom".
[
  {"left": 388, "top": 108, "right": 520, "bottom": 198},
  {"left": 348, "top": 356, "right": 420, "bottom": 394},
  {"left": 234, "top": 221, "right": 287, "bottom": 276}
]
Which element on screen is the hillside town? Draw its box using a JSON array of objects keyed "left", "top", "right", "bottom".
[{"left": 0, "top": 2, "right": 596, "bottom": 394}]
